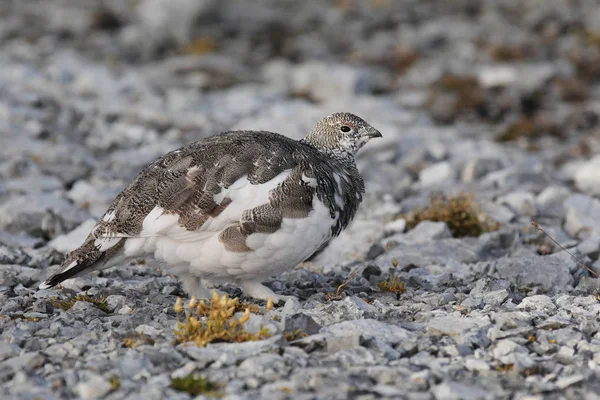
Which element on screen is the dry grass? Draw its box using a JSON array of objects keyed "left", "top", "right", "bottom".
[
  {"left": 122, "top": 332, "right": 154, "bottom": 349},
  {"left": 49, "top": 294, "right": 110, "bottom": 313},
  {"left": 108, "top": 376, "right": 120, "bottom": 391},
  {"left": 404, "top": 193, "right": 499, "bottom": 238},
  {"left": 170, "top": 374, "right": 221, "bottom": 397},
  {"left": 377, "top": 258, "right": 406, "bottom": 297},
  {"left": 173, "top": 292, "right": 271, "bottom": 347},
  {"left": 283, "top": 329, "right": 307, "bottom": 342}
]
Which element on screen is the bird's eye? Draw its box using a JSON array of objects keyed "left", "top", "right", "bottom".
[{"left": 340, "top": 126, "right": 351, "bottom": 132}]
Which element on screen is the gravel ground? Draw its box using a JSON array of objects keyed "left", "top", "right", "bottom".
[{"left": 3, "top": 1, "right": 600, "bottom": 399}]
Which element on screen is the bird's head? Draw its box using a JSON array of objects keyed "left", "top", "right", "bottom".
[{"left": 302, "top": 112, "right": 382, "bottom": 159}]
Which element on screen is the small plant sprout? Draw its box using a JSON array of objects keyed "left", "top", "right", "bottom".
[
  {"left": 188, "top": 296, "right": 197, "bottom": 309},
  {"left": 174, "top": 297, "right": 183, "bottom": 313},
  {"left": 173, "top": 291, "right": 270, "bottom": 347},
  {"left": 377, "top": 257, "right": 406, "bottom": 298}
]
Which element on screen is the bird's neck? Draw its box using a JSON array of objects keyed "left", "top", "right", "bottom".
[{"left": 299, "top": 138, "right": 356, "bottom": 165}]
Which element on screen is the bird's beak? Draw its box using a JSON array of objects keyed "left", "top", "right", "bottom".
[{"left": 363, "top": 127, "right": 382, "bottom": 139}]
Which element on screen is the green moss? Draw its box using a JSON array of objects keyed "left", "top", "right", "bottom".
[
  {"left": 49, "top": 294, "right": 110, "bottom": 313},
  {"left": 283, "top": 329, "right": 307, "bottom": 342},
  {"left": 108, "top": 376, "right": 120, "bottom": 391},
  {"left": 170, "top": 375, "right": 220, "bottom": 397}
]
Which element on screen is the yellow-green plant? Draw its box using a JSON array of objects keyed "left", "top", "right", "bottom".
[{"left": 173, "top": 292, "right": 271, "bottom": 347}]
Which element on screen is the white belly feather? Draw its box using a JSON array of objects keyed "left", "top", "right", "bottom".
[{"left": 122, "top": 171, "right": 336, "bottom": 281}]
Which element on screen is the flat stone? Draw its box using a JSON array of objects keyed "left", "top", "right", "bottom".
[
  {"left": 564, "top": 194, "right": 600, "bottom": 237},
  {"left": 536, "top": 186, "right": 571, "bottom": 218},
  {"left": 419, "top": 161, "right": 454, "bottom": 187},
  {"left": 494, "top": 252, "right": 574, "bottom": 292},
  {"left": 326, "top": 334, "right": 362, "bottom": 353},
  {"left": 75, "top": 374, "right": 112, "bottom": 400},
  {"left": 431, "top": 381, "right": 489, "bottom": 400},
  {"left": 428, "top": 315, "right": 490, "bottom": 336},
  {"left": 574, "top": 154, "right": 600, "bottom": 196},
  {"left": 497, "top": 192, "right": 537, "bottom": 217},
  {"left": 516, "top": 295, "right": 556, "bottom": 313},
  {"left": 403, "top": 221, "right": 452, "bottom": 243},
  {"left": 284, "top": 313, "right": 321, "bottom": 336}
]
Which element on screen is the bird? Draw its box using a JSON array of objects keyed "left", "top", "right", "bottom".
[{"left": 39, "top": 112, "right": 382, "bottom": 303}]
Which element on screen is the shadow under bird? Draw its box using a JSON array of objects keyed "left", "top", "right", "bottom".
[{"left": 39, "top": 112, "right": 382, "bottom": 303}]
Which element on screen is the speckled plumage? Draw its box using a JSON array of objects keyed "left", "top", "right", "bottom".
[{"left": 40, "top": 112, "right": 382, "bottom": 302}]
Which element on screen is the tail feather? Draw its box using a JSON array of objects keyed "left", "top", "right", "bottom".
[{"left": 39, "top": 238, "right": 125, "bottom": 289}]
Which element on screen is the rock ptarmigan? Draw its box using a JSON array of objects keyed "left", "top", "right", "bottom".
[{"left": 39, "top": 112, "right": 382, "bottom": 302}]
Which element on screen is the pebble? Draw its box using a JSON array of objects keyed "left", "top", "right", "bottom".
[
  {"left": 418, "top": 161, "right": 454, "bottom": 187},
  {"left": 574, "top": 154, "right": 600, "bottom": 196},
  {"left": 497, "top": 192, "right": 538, "bottom": 217}
]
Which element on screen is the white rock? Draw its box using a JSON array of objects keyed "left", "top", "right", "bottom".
[
  {"left": 574, "top": 154, "right": 600, "bottom": 196},
  {"left": 419, "top": 161, "right": 454, "bottom": 187},
  {"left": 465, "top": 358, "right": 490, "bottom": 372},
  {"left": 403, "top": 221, "right": 452, "bottom": 243},
  {"left": 497, "top": 192, "right": 537, "bottom": 217},
  {"left": 384, "top": 218, "right": 406, "bottom": 235},
  {"left": 492, "top": 339, "right": 528, "bottom": 359},
  {"left": 516, "top": 295, "right": 556, "bottom": 313},
  {"left": 137, "top": 0, "right": 215, "bottom": 45},
  {"left": 477, "top": 65, "right": 517, "bottom": 88},
  {"left": 461, "top": 158, "right": 503, "bottom": 183},
  {"left": 289, "top": 62, "right": 372, "bottom": 102},
  {"left": 76, "top": 375, "right": 112, "bottom": 400},
  {"left": 564, "top": 194, "right": 600, "bottom": 237},
  {"left": 536, "top": 186, "right": 572, "bottom": 218}
]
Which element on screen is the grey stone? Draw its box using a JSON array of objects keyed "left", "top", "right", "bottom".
[
  {"left": 0, "top": 352, "right": 45, "bottom": 372},
  {"left": 432, "top": 382, "right": 490, "bottom": 400},
  {"left": 428, "top": 315, "right": 490, "bottom": 336},
  {"left": 0, "top": 343, "right": 20, "bottom": 362},
  {"left": 574, "top": 154, "right": 600, "bottom": 196},
  {"left": 75, "top": 374, "right": 112, "bottom": 400},
  {"left": 564, "top": 194, "right": 600, "bottom": 237},
  {"left": 324, "top": 319, "right": 416, "bottom": 345},
  {"left": 284, "top": 313, "right": 321, "bottom": 336},
  {"left": 516, "top": 295, "right": 556, "bottom": 313},
  {"left": 497, "top": 192, "right": 537, "bottom": 217},
  {"left": 419, "top": 161, "right": 454, "bottom": 187},
  {"left": 494, "top": 252, "right": 574, "bottom": 292},
  {"left": 492, "top": 339, "right": 528, "bottom": 360},
  {"left": 403, "top": 221, "right": 452, "bottom": 243},
  {"left": 327, "top": 334, "right": 362, "bottom": 353},
  {"left": 483, "top": 289, "right": 510, "bottom": 306},
  {"left": 536, "top": 186, "right": 571, "bottom": 218},
  {"left": 461, "top": 158, "right": 503, "bottom": 183}
]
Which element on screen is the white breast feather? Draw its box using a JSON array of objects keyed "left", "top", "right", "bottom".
[{"left": 122, "top": 169, "right": 336, "bottom": 281}]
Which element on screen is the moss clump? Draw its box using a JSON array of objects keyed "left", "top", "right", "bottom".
[
  {"left": 8, "top": 314, "right": 41, "bottom": 322},
  {"left": 108, "top": 376, "right": 120, "bottom": 391},
  {"left": 49, "top": 295, "right": 110, "bottom": 313},
  {"left": 173, "top": 292, "right": 271, "bottom": 347},
  {"left": 377, "top": 258, "right": 406, "bottom": 298},
  {"left": 283, "top": 329, "right": 307, "bottom": 342},
  {"left": 182, "top": 37, "right": 216, "bottom": 55},
  {"left": 122, "top": 332, "right": 154, "bottom": 349},
  {"left": 404, "top": 193, "right": 499, "bottom": 238},
  {"left": 426, "top": 73, "right": 485, "bottom": 123},
  {"left": 170, "top": 374, "right": 220, "bottom": 397}
]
